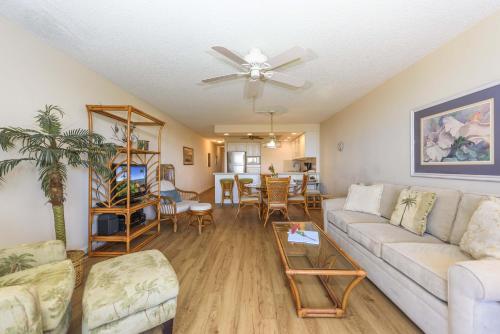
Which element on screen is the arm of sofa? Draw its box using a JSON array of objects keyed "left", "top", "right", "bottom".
[
  {"left": 448, "top": 260, "right": 500, "bottom": 334},
  {"left": 322, "top": 197, "right": 346, "bottom": 231},
  {"left": 0, "top": 285, "right": 43, "bottom": 334},
  {"left": 0, "top": 240, "right": 66, "bottom": 277}
]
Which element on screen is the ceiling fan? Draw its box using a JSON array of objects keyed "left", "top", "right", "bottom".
[
  {"left": 202, "top": 46, "right": 306, "bottom": 97},
  {"left": 240, "top": 134, "right": 264, "bottom": 140}
]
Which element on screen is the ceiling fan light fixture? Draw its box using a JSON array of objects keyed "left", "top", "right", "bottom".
[{"left": 244, "top": 48, "right": 268, "bottom": 64}]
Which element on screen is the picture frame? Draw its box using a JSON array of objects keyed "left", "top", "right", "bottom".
[
  {"left": 208, "top": 152, "right": 211, "bottom": 167},
  {"left": 183, "top": 146, "right": 194, "bottom": 165},
  {"left": 411, "top": 82, "right": 500, "bottom": 182}
]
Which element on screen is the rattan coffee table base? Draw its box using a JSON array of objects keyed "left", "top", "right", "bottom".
[{"left": 272, "top": 222, "right": 366, "bottom": 318}]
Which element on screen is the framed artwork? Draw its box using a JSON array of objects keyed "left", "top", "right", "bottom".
[
  {"left": 411, "top": 82, "right": 500, "bottom": 181},
  {"left": 208, "top": 153, "right": 211, "bottom": 167},
  {"left": 183, "top": 146, "right": 194, "bottom": 165}
]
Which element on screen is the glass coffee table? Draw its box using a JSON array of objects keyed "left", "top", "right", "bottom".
[{"left": 272, "top": 221, "right": 366, "bottom": 318}]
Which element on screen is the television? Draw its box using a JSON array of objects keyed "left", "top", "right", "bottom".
[{"left": 112, "top": 164, "right": 147, "bottom": 201}]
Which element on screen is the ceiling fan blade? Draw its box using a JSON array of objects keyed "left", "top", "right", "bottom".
[
  {"left": 246, "top": 79, "right": 260, "bottom": 97},
  {"left": 266, "top": 46, "right": 305, "bottom": 70},
  {"left": 212, "top": 46, "right": 248, "bottom": 66},
  {"left": 202, "top": 73, "right": 242, "bottom": 83},
  {"left": 265, "top": 71, "right": 305, "bottom": 88}
]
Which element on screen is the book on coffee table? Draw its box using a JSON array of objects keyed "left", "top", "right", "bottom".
[{"left": 287, "top": 230, "right": 319, "bottom": 245}]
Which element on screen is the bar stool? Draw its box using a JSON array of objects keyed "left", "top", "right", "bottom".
[
  {"left": 238, "top": 178, "right": 253, "bottom": 195},
  {"left": 220, "top": 178, "right": 234, "bottom": 206}
]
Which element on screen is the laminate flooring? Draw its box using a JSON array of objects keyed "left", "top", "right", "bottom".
[{"left": 69, "top": 189, "right": 421, "bottom": 334}]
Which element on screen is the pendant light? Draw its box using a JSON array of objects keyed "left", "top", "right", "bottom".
[{"left": 265, "top": 112, "right": 279, "bottom": 149}]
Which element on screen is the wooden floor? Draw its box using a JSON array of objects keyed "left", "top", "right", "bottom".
[{"left": 69, "top": 189, "right": 421, "bottom": 334}]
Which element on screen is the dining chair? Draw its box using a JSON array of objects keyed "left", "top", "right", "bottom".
[
  {"left": 220, "top": 178, "right": 235, "bottom": 206},
  {"left": 234, "top": 175, "right": 261, "bottom": 220},
  {"left": 288, "top": 173, "right": 311, "bottom": 218},
  {"left": 262, "top": 176, "right": 291, "bottom": 226}
]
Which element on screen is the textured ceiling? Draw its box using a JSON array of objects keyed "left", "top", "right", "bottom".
[{"left": 1, "top": 0, "right": 499, "bottom": 136}]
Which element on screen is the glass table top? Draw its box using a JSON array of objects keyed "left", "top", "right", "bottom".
[{"left": 272, "top": 222, "right": 360, "bottom": 272}]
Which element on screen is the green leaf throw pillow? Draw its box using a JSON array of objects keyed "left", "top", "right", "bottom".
[{"left": 390, "top": 189, "right": 437, "bottom": 235}]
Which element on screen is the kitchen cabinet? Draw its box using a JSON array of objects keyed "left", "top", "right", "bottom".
[
  {"left": 227, "top": 142, "right": 261, "bottom": 156},
  {"left": 246, "top": 143, "right": 261, "bottom": 156},
  {"left": 227, "top": 142, "right": 247, "bottom": 152},
  {"left": 292, "top": 132, "right": 319, "bottom": 159}
]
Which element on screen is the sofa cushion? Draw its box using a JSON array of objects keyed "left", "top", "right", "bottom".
[
  {"left": 0, "top": 259, "right": 75, "bottom": 331},
  {"left": 347, "top": 223, "right": 442, "bottom": 257},
  {"left": 449, "top": 193, "right": 488, "bottom": 245},
  {"left": 382, "top": 243, "right": 471, "bottom": 301},
  {"left": 379, "top": 183, "right": 408, "bottom": 219},
  {"left": 410, "top": 186, "right": 461, "bottom": 242},
  {"left": 327, "top": 210, "right": 388, "bottom": 233}
]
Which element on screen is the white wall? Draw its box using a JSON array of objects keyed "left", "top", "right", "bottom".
[
  {"left": 0, "top": 17, "right": 216, "bottom": 249},
  {"left": 320, "top": 11, "right": 500, "bottom": 197}
]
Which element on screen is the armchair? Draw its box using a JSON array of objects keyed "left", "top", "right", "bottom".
[
  {"left": 159, "top": 164, "right": 200, "bottom": 232},
  {"left": 0, "top": 240, "right": 75, "bottom": 334}
]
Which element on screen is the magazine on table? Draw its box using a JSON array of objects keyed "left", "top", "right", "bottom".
[{"left": 287, "top": 230, "right": 319, "bottom": 245}]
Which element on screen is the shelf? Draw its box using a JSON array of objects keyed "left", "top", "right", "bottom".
[
  {"left": 116, "top": 147, "right": 160, "bottom": 155},
  {"left": 91, "top": 219, "right": 160, "bottom": 242},
  {"left": 87, "top": 104, "right": 163, "bottom": 258},
  {"left": 91, "top": 197, "right": 160, "bottom": 214},
  {"left": 90, "top": 230, "right": 160, "bottom": 257}
]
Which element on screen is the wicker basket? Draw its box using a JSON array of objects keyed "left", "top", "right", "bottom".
[{"left": 67, "top": 250, "right": 86, "bottom": 288}]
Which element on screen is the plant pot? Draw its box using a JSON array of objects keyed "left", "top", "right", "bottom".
[{"left": 67, "top": 250, "right": 86, "bottom": 288}]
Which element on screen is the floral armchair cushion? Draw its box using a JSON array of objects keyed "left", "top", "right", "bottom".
[
  {"left": 0, "top": 240, "right": 67, "bottom": 277},
  {"left": 0, "top": 284, "right": 43, "bottom": 334},
  {"left": 0, "top": 259, "right": 75, "bottom": 332}
]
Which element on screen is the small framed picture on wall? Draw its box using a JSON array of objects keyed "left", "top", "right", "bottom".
[
  {"left": 208, "top": 153, "right": 211, "bottom": 167},
  {"left": 183, "top": 146, "right": 194, "bottom": 165}
]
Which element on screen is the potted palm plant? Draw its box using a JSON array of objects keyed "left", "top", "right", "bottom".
[{"left": 0, "top": 105, "right": 116, "bottom": 285}]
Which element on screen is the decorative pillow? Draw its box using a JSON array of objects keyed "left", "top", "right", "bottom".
[
  {"left": 459, "top": 197, "right": 500, "bottom": 259},
  {"left": 160, "top": 181, "right": 181, "bottom": 202},
  {"left": 343, "top": 184, "right": 384, "bottom": 216},
  {"left": 160, "top": 190, "right": 182, "bottom": 202},
  {"left": 390, "top": 189, "right": 436, "bottom": 236},
  {"left": 160, "top": 180, "right": 176, "bottom": 191}
]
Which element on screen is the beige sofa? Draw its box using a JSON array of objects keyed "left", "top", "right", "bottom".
[{"left": 322, "top": 183, "right": 500, "bottom": 334}]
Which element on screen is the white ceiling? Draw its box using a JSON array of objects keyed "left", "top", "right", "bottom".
[{"left": 1, "top": 1, "right": 499, "bottom": 137}]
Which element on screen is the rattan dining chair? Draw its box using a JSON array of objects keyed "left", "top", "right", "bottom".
[
  {"left": 288, "top": 173, "right": 311, "bottom": 218},
  {"left": 262, "top": 176, "right": 291, "bottom": 226},
  {"left": 234, "top": 175, "right": 261, "bottom": 220}
]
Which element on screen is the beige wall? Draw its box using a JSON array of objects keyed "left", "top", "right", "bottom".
[
  {"left": 261, "top": 142, "right": 294, "bottom": 173},
  {"left": 320, "top": 11, "right": 500, "bottom": 197},
  {"left": 0, "top": 17, "right": 216, "bottom": 249}
]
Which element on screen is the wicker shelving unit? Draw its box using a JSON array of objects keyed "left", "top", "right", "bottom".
[{"left": 87, "top": 105, "right": 165, "bottom": 257}]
